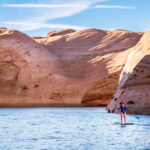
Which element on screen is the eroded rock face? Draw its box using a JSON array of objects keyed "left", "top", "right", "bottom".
[
  {"left": 34, "top": 28, "right": 142, "bottom": 106},
  {"left": 0, "top": 27, "right": 143, "bottom": 107},
  {"left": 0, "top": 28, "right": 58, "bottom": 105},
  {"left": 107, "top": 30, "right": 150, "bottom": 115},
  {"left": 0, "top": 58, "right": 20, "bottom": 96}
]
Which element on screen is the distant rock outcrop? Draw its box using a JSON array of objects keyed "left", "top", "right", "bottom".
[
  {"left": 47, "top": 29, "right": 75, "bottom": 37},
  {"left": 107, "top": 30, "right": 150, "bottom": 115},
  {"left": 0, "top": 27, "right": 143, "bottom": 107}
]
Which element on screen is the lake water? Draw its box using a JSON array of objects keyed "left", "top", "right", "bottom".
[{"left": 0, "top": 107, "right": 150, "bottom": 150}]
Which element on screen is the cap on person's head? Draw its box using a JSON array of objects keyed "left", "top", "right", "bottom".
[{"left": 120, "top": 101, "right": 124, "bottom": 104}]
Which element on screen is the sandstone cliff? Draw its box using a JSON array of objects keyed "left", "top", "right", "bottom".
[
  {"left": 34, "top": 28, "right": 142, "bottom": 106},
  {"left": 107, "top": 30, "right": 150, "bottom": 115},
  {"left": 0, "top": 27, "right": 142, "bottom": 107}
]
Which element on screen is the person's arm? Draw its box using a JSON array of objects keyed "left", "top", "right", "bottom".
[{"left": 115, "top": 106, "right": 121, "bottom": 110}]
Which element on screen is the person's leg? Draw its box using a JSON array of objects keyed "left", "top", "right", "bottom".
[
  {"left": 123, "top": 112, "right": 126, "bottom": 124},
  {"left": 121, "top": 113, "right": 123, "bottom": 124}
]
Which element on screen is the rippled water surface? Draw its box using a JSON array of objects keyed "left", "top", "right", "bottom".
[{"left": 0, "top": 107, "right": 150, "bottom": 150}]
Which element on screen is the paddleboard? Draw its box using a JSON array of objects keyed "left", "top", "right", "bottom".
[
  {"left": 121, "top": 123, "right": 134, "bottom": 125},
  {"left": 114, "top": 122, "right": 134, "bottom": 125}
]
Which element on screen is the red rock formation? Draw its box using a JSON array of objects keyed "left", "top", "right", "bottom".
[
  {"left": 0, "top": 27, "right": 142, "bottom": 107},
  {"left": 107, "top": 30, "right": 150, "bottom": 115},
  {"left": 34, "top": 28, "right": 142, "bottom": 106},
  {"left": 0, "top": 28, "right": 58, "bottom": 106}
]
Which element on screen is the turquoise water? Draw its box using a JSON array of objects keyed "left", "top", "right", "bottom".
[{"left": 0, "top": 107, "right": 150, "bottom": 150}]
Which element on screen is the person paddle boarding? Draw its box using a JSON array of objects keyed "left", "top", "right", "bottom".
[{"left": 117, "top": 101, "right": 126, "bottom": 125}]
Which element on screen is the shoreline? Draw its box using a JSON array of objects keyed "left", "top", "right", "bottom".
[{"left": 0, "top": 103, "right": 107, "bottom": 108}]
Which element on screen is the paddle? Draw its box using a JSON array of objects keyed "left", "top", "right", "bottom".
[{"left": 134, "top": 115, "right": 140, "bottom": 119}]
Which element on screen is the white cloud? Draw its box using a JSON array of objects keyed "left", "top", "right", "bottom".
[
  {"left": 2, "top": 3, "right": 136, "bottom": 9},
  {"left": 94, "top": 5, "right": 136, "bottom": 9},
  {"left": 0, "top": 0, "right": 102, "bottom": 31},
  {"left": 2, "top": 0, "right": 136, "bottom": 34},
  {"left": 1, "top": 21, "right": 89, "bottom": 31},
  {"left": 1, "top": 1, "right": 94, "bottom": 23},
  {"left": 2, "top": 4, "right": 87, "bottom": 8},
  {"left": 1, "top": 1, "right": 101, "bottom": 34}
]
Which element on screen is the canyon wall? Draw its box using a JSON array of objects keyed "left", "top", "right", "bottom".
[
  {"left": 107, "top": 30, "right": 150, "bottom": 115},
  {"left": 0, "top": 27, "right": 142, "bottom": 107}
]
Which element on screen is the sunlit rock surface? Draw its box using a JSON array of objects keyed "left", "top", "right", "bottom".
[
  {"left": 0, "top": 27, "right": 142, "bottom": 107},
  {"left": 34, "top": 28, "right": 142, "bottom": 106}
]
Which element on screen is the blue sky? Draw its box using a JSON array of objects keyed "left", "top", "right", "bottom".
[{"left": 0, "top": 0, "right": 149, "bottom": 36}]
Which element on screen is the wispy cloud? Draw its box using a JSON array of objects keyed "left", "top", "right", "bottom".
[
  {"left": 1, "top": 4, "right": 86, "bottom": 8},
  {"left": 0, "top": 0, "right": 136, "bottom": 34},
  {"left": 0, "top": 0, "right": 100, "bottom": 32},
  {"left": 1, "top": 3, "right": 90, "bottom": 22},
  {"left": 1, "top": 21, "right": 89, "bottom": 31},
  {"left": 1, "top": 3, "right": 136, "bottom": 22},
  {"left": 2, "top": 3, "right": 136, "bottom": 9},
  {"left": 94, "top": 5, "right": 136, "bottom": 9}
]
